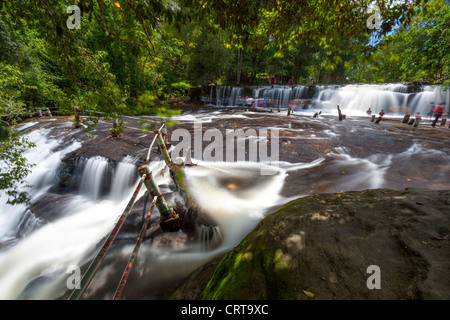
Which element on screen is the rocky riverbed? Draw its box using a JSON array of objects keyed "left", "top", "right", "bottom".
[{"left": 6, "top": 104, "right": 450, "bottom": 300}]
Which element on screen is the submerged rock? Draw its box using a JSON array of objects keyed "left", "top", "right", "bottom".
[{"left": 170, "top": 188, "right": 450, "bottom": 300}]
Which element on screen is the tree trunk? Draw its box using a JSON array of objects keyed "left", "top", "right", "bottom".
[{"left": 236, "top": 48, "right": 242, "bottom": 85}]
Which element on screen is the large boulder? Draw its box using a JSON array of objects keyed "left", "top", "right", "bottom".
[{"left": 170, "top": 188, "right": 450, "bottom": 300}]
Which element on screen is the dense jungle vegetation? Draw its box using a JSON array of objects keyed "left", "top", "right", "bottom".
[{"left": 1, "top": 0, "right": 449, "bottom": 203}]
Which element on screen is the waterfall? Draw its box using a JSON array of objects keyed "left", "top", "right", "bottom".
[
  {"left": 79, "top": 156, "right": 109, "bottom": 201},
  {"left": 228, "top": 87, "right": 243, "bottom": 106},
  {"left": 110, "top": 156, "right": 139, "bottom": 201},
  {"left": 199, "top": 225, "right": 222, "bottom": 250},
  {"left": 210, "top": 86, "right": 232, "bottom": 107},
  {"left": 0, "top": 129, "right": 81, "bottom": 245},
  {"left": 409, "top": 85, "right": 450, "bottom": 116},
  {"left": 0, "top": 136, "right": 168, "bottom": 299},
  {"left": 253, "top": 85, "right": 292, "bottom": 109},
  {"left": 211, "top": 83, "right": 448, "bottom": 116}
]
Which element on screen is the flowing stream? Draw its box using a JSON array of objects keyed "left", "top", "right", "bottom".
[{"left": 0, "top": 89, "right": 449, "bottom": 299}]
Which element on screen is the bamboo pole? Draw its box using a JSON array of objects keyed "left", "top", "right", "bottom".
[
  {"left": 161, "top": 123, "right": 171, "bottom": 147},
  {"left": 156, "top": 132, "right": 172, "bottom": 165},
  {"left": 137, "top": 165, "right": 176, "bottom": 223},
  {"left": 74, "top": 106, "right": 82, "bottom": 128},
  {"left": 67, "top": 177, "right": 146, "bottom": 300},
  {"left": 112, "top": 196, "right": 157, "bottom": 300}
]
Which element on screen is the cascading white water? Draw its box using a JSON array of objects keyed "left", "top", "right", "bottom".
[
  {"left": 110, "top": 156, "right": 139, "bottom": 201},
  {"left": 327, "top": 147, "right": 393, "bottom": 190},
  {"left": 318, "top": 85, "right": 410, "bottom": 115},
  {"left": 292, "top": 86, "right": 306, "bottom": 99},
  {"left": 79, "top": 156, "right": 109, "bottom": 200},
  {"left": 184, "top": 161, "right": 288, "bottom": 244},
  {"left": 1, "top": 108, "right": 448, "bottom": 299},
  {"left": 213, "top": 83, "right": 449, "bottom": 116},
  {"left": 228, "top": 87, "right": 243, "bottom": 107},
  {"left": 408, "top": 85, "right": 450, "bottom": 116},
  {"left": 0, "top": 141, "right": 167, "bottom": 299},
  {"left": 253, "top": 86, "right": 293, "bottom": 109},
  {"left": 0, "top": 129, "right": 81, "bottom": 245},
  {"left": 209, "top": 86, "right": 232, "bottom": 107},
  {"left": 0, "top": 123, "right": 327, "bottom": 299},
  {"left": 104, "top": 158, "right": 319, "bottom": 299}
]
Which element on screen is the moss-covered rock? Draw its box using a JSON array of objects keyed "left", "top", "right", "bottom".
[{"left": 171, "top": 188, "right": 450, "bottom": 300}]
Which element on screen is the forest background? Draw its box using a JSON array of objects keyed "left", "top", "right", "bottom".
[{"left": 1, "top": 0, "right": 449, "bottom": 204}]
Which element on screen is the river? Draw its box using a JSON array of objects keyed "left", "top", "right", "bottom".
[{"left": 0, "top": 87, "right": 449, "bottom": 300}]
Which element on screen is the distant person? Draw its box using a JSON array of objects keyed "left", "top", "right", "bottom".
[
  {"left": 379, "top": 109, "right": 385, "bottom": 117},
  {"left": 366, "top": 108, "right": 372, "bottom": 115},
  {"left": 310, "top": 76, "right": 315, "bottom": 84},
  {"left": 431, "top": 103, "right": 445, "bottom": 127},
  {"left": 415, "top": 112, "right": 422, "bottom": 120},
  {"left": 427, "top": 103, "right": 435, "bottom": 120}
]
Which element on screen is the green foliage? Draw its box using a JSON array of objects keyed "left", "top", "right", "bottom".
[
  {"left": 400, "top": 0, "right": 450, "bottom": 86},
  {"left": 0, "top": 131, "right": 35, "bottom": 205},
  {"left": 170, "top": 81, "right": 192, "bottom": 97},
  {"left": 348, "top": 0, "right": 449, "bottom": 86},
  {"left": 1, "top": 0, "right": 447, "bottom": 206}
]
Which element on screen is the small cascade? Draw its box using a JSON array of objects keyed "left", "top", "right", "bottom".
[
  {"left": 0, "top": 129, "right": 81, "bottom": 243},
  {"left": 253, "top": 85, "right": 292, "bottom": 109},
  {"left": 199, "top": 225, "right": 223, "bottom": 250},
  {"left": 292, "top": 86, "right": 307, "bottom": 99},
  {"left": 79, "top": 156, "right": 109, "bottom": 200},
  {"left": 15, "top": 210, "right": 47, "bottom": 239},
  {"left": 209, "top": 86, "right": 232, "bottom": 107},
  {"left": 110, "top": 156, "right": 139, "bottom": 201},
  {"left": 228, "top": 87, "right": 243, "bottom": 106},
  {"left": 408, "top": 85, "right": 450, "bottom": 116},
  {"left": 326, "top": 147, "right": 393, "bottom": 190}
]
